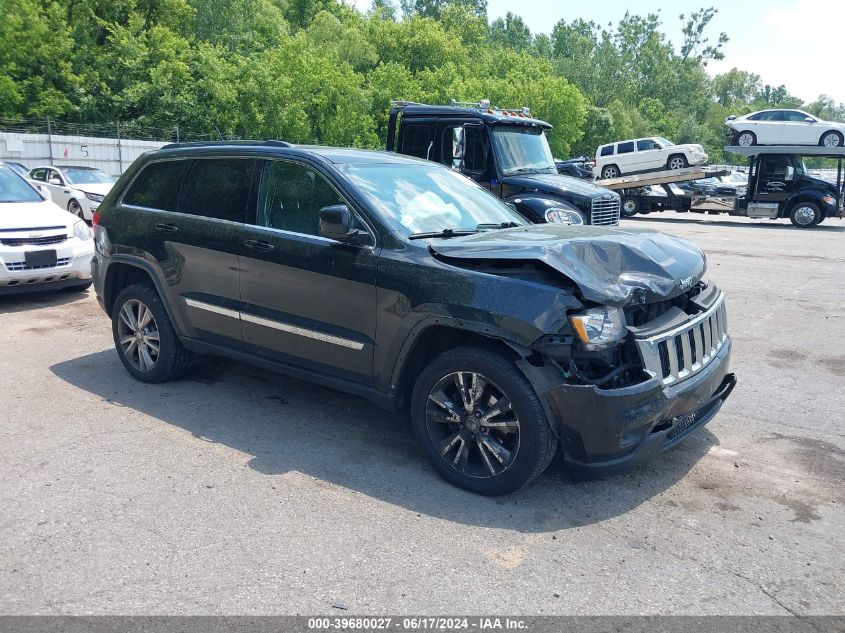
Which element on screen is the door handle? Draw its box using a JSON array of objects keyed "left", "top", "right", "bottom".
[
  {"left": 244, "top": 239, "right": 275, "bottom": 252},
  {"left": 154, "top": 223, "right": 178, "bottom": 233}
]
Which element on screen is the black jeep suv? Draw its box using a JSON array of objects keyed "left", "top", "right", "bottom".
[{"left": 92, "top": 141, "right": 736, "bottom": 495}]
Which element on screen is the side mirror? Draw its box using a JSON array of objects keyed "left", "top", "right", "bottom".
[
  {"left": 451, "top": 126, "right": 465, "bottom": 171},
  {"left": 804, "top": 117, "right": 815, "bottom": 123},
  {"left": 785, "top": 166, "right": 795, "bottom": 181},
  {"left": 319, "top": 204, "right": 367, "bottom": 244},
  {"left": 48, "top": 176, "right": 62, "bottom": 185}
]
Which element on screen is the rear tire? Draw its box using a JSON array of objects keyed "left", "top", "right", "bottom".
[
  {"left": 601, "top": 165, "right": 620, "bottom": 179},
  {"left": 410, "top": 345, "right": 557, "bottom": 496},
  {"left": 789, "top": 202, "right": 821, "bottom": 228},
  {"left": 112, "top": 283, "right": 192, "bottom": 383},
  {"left": 736, "top": 131, "right": 756, "bottom": 147},
  {"left": 820, "top": 131, "right": 843, "bottom": 148}
]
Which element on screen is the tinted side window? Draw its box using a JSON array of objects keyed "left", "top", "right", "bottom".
[
  {"left": 617, "top": 141, "right": 635, "bottom": 154},
  {"left": 124, "top": 160, "right": 187, "bottom": 211},
  {"left": 761, "top": 156, "right": 790, "bottom": 178},
  {"left": 637, "top": 139, "right": 659, "bottom": 151},
  {"left": 257, "top": 160, "right": 345, "bottom": 236},
  {"left": 784, "top": 111, "right": 809, "bottom": 121},
  {"left": 401, "top": 123, "right": 435, "bottom": 160},
  {"left": 600, "top": 145, "right": 614, "bottom": 157},
  {"left": 179, "top": 158, "right": 253, "bottom": 222}
]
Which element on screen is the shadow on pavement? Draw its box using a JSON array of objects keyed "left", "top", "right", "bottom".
[
  {"left": 51, "top": 350, "right": 717, "bottom": 533},
  {"left": 628, "top": 214, "right": 845, "bottom": 232},
  {"left": 0, "top": 287, "right": 91, "bottom": 314}
]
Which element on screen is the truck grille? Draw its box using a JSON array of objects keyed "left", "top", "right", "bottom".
[
  {"left": 634, "top": 292, "right": 728, "bottom": 386},
  {"left": 591, "top": 197, "right": 620, "bottom": 225}
]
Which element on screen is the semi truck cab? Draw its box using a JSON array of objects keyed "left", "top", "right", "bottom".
[{"left": 386, "top": 100, "right": 621, "bottom": 226}]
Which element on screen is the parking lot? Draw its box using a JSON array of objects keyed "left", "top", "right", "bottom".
[{"left": 1, "top": 214, "right": 843, "bottom": 615}]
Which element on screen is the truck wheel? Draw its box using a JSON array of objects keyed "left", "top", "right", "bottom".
[
  {"left": 666, "top": 155, "right": 688, "bottom": 170},
  {"left": 112, "top": 283, "right": 192, "bottom": 383},
  {"left": 410, "top": 346, "right": 557, "bottom": 496},
  {"left": 789, "top": 202, "right": 821, "bottom": 228},
  {"left": 601, "top": 165, "right": 620, "bottom": 179},
  {"left": 620, "top": 196, "right": 640, "bottom": 217},
  {"left": 737, "top": 131, "right": 756, "bottom": 147},
  {"left": 820, "top": 131, "right": 843, "bottom": 147}
]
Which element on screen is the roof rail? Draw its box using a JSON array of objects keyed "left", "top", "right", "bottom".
[{"left": 160, "top": 139, "right": 293, "bottom": 150}]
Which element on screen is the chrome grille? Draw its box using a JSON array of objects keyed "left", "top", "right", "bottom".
[
  {"left": 635, "top": 292, "right": 728, "bottom": 386},
  {"left": 4, "top": 258, "right": 71, "bottom": 271},
  {"left": 0, "top": 234, "right": 67, "bottom": 246},
  {"left": 591, "top": 196, "right": 620, "bottom": 225}
]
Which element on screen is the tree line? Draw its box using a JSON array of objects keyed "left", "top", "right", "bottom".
[{"left": 1, "top": 0, "right": 843, "bottom": 163}]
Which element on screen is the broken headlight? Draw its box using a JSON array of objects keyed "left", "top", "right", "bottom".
[{"left": 569, "top": 306, "right": 626, "bottom": 351}]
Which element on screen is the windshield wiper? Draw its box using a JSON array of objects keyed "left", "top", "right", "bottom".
[
  {"left": 476, "top": 221, "right": 522, "bottom": 230},
  {"left": 408, "top": 228, "right": 480, "bottom": 240}
]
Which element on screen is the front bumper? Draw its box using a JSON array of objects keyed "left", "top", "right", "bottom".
[
  {"left": 540, "top": 337, "right": 735, "bottom": 475},
  {"left": 0, "top": 239, "right": 94, "bottom": 293}
]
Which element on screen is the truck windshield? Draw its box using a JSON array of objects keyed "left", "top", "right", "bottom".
[
  {"left": 491, "top": 126, "right": 557, "bottom": 176},
  {"left": 339, "top": 163, "right": 526, "bottom": 237}
]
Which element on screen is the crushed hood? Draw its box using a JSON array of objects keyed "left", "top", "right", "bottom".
[{"left": 430, "top": 224, "right": 707, "bottom": 306}]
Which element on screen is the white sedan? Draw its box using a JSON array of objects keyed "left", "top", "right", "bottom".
[
  {"left": 0, "top": 163, "right": 95, "bottom": 294},
  {"left": 28, "top": 165, "right": 116, "bottom": 221},
  {"left": 726, "top": 109, "right": 845, "bottom": 147}
]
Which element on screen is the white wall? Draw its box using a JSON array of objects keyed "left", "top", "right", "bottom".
[{"left": 0, "top": 132, "right": 166, "bottom": 176}]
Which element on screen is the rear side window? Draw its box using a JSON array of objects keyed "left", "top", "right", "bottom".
[
  {"left": 179, "top": 158, "right": 254, "bottom": 222},
  {"left": 617, "top": 141, "right": 635, "bottom": 154},
  {"left": 401, "top": 123, "right": 435, "bottom": 160},
  {"left": 30, "top": 168, "right": 46, "bottom": 181},
  {"left": 123, "top": 160, "right": 187, "bottom": 211},
  {"left": 600, "top": 145, "right": 614, "bottom": 157}
]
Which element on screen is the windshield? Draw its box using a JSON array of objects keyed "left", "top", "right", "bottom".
[
  {"left": 64, "top": 168, "right": 115, "bottom": 185},
  {"left": 655, "top": 137, "right": 674, "bottom": 147},
  {"left": 0, "top": 166, "right": 43, "bottom": 203},
  {"left": 491, "top": 126, "right": 557, "bottom": 175},
  {"left": 339, "top": 163, "right": 526, "bottom": 237}
]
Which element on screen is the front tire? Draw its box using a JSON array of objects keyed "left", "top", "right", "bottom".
[
  {"left": 112, "top": 283, "right": 192, "bottom": 383},
  {"left": 68, "top": 199, "right": 85, "bottom": 220},
  {"left": 820, "top": 131, "right": 843, "bottom": 147},
  {"left": 410, "top": 346, "right": 557, "bottom": 496},
  {"left": 667, "top": 154, "right": 688, "bottom": 170},
  {"left": 789, "top": 202, "right": 821, "bottom": 228},
  {"left": 620, "top": 196, "right": 640, "bottom": 218},
  {"left": 736, "top": 131, "right": 756, "bottom": 147}
]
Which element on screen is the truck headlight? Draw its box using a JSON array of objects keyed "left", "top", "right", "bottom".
[
  {"left": 545, "top": 207, "right": 584, "bottom": 225},
  {"left": 570, "top": 306, "right": 627, "bottom": 350},
  {"left": 73, "top": 220, "right": 93, "bottom": 241}
]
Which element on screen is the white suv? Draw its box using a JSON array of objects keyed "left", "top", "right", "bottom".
[
  {"left": 595, "top": 137, "right": 708, "bottom": 179},
  {"left": 0, "top": 163, "right": 95, "bottom": 294}
]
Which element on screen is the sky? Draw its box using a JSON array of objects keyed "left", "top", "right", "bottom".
[{"left": 349, "top": 0, "right": 845, "bottom": 105}]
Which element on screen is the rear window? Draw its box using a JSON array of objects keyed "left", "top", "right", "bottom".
[
  {"left": 617, "top": 141, "right": 635, "bottom": 154},
  {"left": 600, "top": 145, "right": 614, "bottom": 157},
  {"left": 179, "top": 158, "right": 254, "bottom": 222},
  {"left": 123, "top": 160, "right": 187, "bottom": 211}
]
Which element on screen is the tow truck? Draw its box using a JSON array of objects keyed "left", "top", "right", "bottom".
[
  {"left": 720, "top": 145, "right": 844, "bottom": 227},
  {"left": 386, "top": 100, "right": 621, "bottom": 226}
]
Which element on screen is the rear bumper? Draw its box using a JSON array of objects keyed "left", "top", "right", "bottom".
[{"left": 540, "top": 338, "right": 734, "bottom": 475}]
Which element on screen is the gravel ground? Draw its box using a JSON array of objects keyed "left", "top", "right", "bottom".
[{"left": 0, "top": 214, "right": 843, "bottom": 615}]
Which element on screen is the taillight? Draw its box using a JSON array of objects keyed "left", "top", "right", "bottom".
[{"left": 92, "top": 211, "right": 101, "bottom": 226}]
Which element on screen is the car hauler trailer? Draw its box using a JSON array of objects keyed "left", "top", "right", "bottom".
[
  {"left": 721, "top": 145, "right": 844, "bottom": 227},
  {"left": 595, "top": 166, "right": 731, "bottom": 218}
]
